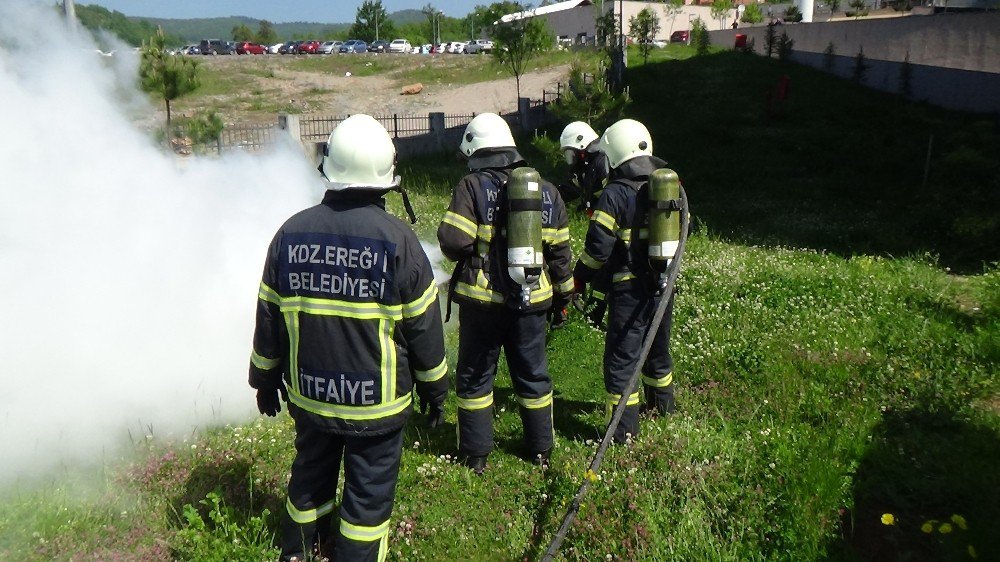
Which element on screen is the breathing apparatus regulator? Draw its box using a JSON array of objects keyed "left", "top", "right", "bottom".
[
  {"left": 505, "top": 167, "right": 545, "bottom": 307},
  {"left": 319, "top": 114, "right": 417, "bottom": 223}
]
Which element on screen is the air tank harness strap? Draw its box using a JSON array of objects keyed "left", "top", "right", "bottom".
[
  {"left": 398, "top": 188, "right": 417, "bottom": 224},
  {"left": 653, "top": 199, "right": 683, "bottom": 212},
  {"left": 509, "top": 198, "right": 543, "bottom": 212}
]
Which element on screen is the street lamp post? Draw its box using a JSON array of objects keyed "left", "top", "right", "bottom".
[{"left": 687, "top": 13, "right": 696, "bottom": 44}]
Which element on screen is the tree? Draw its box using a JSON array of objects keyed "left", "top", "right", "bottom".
[
  {"left": 422, "top": 3, "right": 441, "bottom": 45},
  {"left": 595, "top": 6, "right": 620, "bottom": 49},
  {"left": 764, "top": 21, "right": 778, "bottom": 56},
  {"left": 846, "top": 0, "right": 870, "bottom": 16},
  {"left": 231, "top": 24, "right": 255, "bottom": 42},
  {"left": 550, "top": 62, "right": 630, "bottom": 132},
  {"left": 350, "top": 0, "right": 395, "bottom": 43},
  {"left": 822, "top": 0, "right": 842, "bottom": 16},
  {"left": 140, "top": 28, "right": 200, "bottom": 128},
  {"left": 660, "top": 0, "right": 685, "bottom": 35},
  {"left": 489, "top": 2, "right": 552, "bottom": 102},
  {"left": 629, "top": 8, "right": 661, "bottom": 64},
  {"left": 710, "top": 0, "right": 735, "bottom": 29},
  {"left": 256, "top": 20, "right": 278, "bottom": 45},
  {"left": 741, "top": 2, "right": 764, "bottom": 24},
  {"left": 691, "top": 17, "right": 710, "bottom": 56}
]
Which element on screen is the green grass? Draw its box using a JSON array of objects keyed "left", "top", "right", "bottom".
[{"left": 4, "top": 46, "right": 998, "bottom": 561}]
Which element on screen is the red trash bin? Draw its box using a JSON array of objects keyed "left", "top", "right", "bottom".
[{"left": 734, "top": 34, "right": 747, "bottom": 49}]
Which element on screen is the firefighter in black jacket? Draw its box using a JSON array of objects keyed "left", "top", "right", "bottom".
[
  {"left": 249, "top": 114, "right": 449, "bottom": 562},
  {"left": 558, "top": 121, "right": 612, "bottom": 329},
  {"left": 438, "top": 113, "right": 574, "bottom": 474},
  {"left": 572, "top": 118, "right": 676, "bottom": 444}
]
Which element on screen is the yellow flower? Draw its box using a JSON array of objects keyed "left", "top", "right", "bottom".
[
  {"left": 939, "top": 522, "right": 953, "bottom": 534},
  {"left": 951, "top": 514, "right": 968, "bottom": 530},
  {"left": 585, "top": 469, "right": 599, "bottom": 483},
  {"left": 881, "top": 513, "right": 895, "bottom": 526},
  {"left": 921, "top": 521, "right": 934, "bottom": 534},
  {"left": 968, "top": 545, "right": 977, "bottom": 559}
]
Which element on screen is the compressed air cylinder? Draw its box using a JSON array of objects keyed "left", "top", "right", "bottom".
[
  {"left": 506, "top": 167, "right": 544, "bottom": 290},
  {"left": 647, "top": 168, "right": 681, "bottom": 274}
]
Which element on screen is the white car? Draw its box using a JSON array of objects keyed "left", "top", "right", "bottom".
[
  {"left": 435, "top": 43, "right": 448, "bottom": 54},
  {"left": 268, "top": 42, "right": 283, "bottom": 54},
  {"left": 319, "top": 41, "right": 342, "bottom": 54},
  {"left": 388, "top": 39, "right": 411, "bottom": 53},
  {"left": 447, "top": 41, "right": 467, "bottom": 54},
  {"left": 464, "top": 39, "right": 493, "bottom": 54}
]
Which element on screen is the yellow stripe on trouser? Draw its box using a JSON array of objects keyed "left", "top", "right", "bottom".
[
  {"left": 516, "top": 392, "right": 553, "bottom": 409},
  {"left": 286, "top": 497, "right": 336, "bottom": 524},
  {"left": 457, "top": 393, "right": 494, "bottom": 410},
  {"left": 605, "top": 391, "right": 640, "bottom": 423},
  {"left": 642, "top": 373, "right": 673, "bottom": 388},
  {"left": 285, "top": 311, "right": 301, "bottom": 395},
  {"left": 341, "top": 519, "right": 391, "bottom": 562}
]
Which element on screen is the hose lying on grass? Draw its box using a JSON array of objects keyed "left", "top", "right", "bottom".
[{"left": 540, "top": 184, "right": 690, "bottom": 562}]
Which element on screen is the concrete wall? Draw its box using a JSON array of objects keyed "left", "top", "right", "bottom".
[{"left": 707, "top": 12, "right": 1000, "bottom": 113}]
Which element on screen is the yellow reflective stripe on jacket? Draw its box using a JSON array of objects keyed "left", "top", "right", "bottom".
[
  {"left": 618, "top": 229, "right": 631, "bottom": 243},
  {"left": 580, "top": 250, "right": 605, "bottom": 270},
  {"left": 555, "top": 276, "right": 575, "bottom": 294},
  {"left": 457, "top": 393, "right": 494, "bottom": 410},
  {"left": 286, "top": 497, "right": 335, "bottom": 524},
  {"left": 642, "top": 373, "right": 673, "bottom": 388},
  {"left": 379, "top": 318, "right": 396, "bottom": 401},
  {"left": 543, "top": 227, "right": 570, "bottom": 244},
  {"left": 401, "top": 282, "right": 438, "bottom": 318},
  {"left": 477, "top": 224, "right": 494, "bottom": 242},
  {"left": 415, "top": 358, "right": 447, "bottom": 382},
  {"left": 591, "top": 210, "right": 618, "bottom": 232},
  {"left": 280, "top": 295, "right": 402, "bottom": 321},
  {"left": 250, "top": 350, "right": 280, "bottom": 370},
  {"left": 441, "top": 211, "right": 477, "bottom": 238},
  {"left": 285, "top": 311, "right": 301, "bottom": 395},
  {"left": 529, "top": 277, "right": 553, "bottom": 304},
  {"left": 516, "top": 392, "right": 553, "bottom": 409},
  {"left": 259, "top": 281, "right": 281, "bottom": 305},
  {"left": 288, "top": 391, "right": 413, "bottom": 420},
  {"left": 455, "top": 281, "right": 504, "bottom": 304},
  {"left": 340, "top": 518, "right": 391, "bottom": 542}
]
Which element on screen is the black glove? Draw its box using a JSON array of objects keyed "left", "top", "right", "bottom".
[
  {"left": 548, "top": 293, "right": 571, "bottom": 330},
  {"left": 256, "top": 387, "right": 287, "bottom": 417},
  {"left": 420, "top": 397, "right": 445, "bottom": 429},
  {"left": 583, "top": 294, "right": 608, "bottom": 330}
]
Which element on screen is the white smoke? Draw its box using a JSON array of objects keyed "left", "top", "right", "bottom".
[{"left": 0, "top": 2, "right": 325, "bottom": 483}]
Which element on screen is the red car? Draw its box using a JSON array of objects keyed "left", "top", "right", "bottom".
[
  {"left": 297, "top": 40, "right": 322, "bottom": 54},
  {"left": 236, "top": 41, "right": 266, "bottom": 55}
]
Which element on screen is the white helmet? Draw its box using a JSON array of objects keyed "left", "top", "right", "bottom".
[
  {"left": 322, "top": 114, "right": 398, "bottom": 190},
  {"left": 459, "top": 113, "right": 516, "bottom": 157},
  {"left": 599, "top": 118, "right": 653, "bottom": 169},
  {"left": 559, "top": 121, "right": 599, "bottom": 151}
]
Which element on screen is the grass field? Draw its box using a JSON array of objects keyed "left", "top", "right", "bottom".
[{"left": 1, "top": 44, "right": 997, "bottom": 561}]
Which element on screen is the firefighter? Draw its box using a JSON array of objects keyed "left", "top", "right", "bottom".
[
  {"left": 438, "top": 112, "right": 574, "bottom": 474},
  {"left": 249, "top": 114, "right": 449, "bottom": 562},
  {"left": 572, "top": 118, "right": 677, "bottom": 444},
  {"left": 558, "top": 121, "right": 612, "bottom": 329}
]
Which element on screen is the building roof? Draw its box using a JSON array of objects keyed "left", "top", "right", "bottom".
[{"left": 499, "top": 0, "right": 594, "bottom": 23}]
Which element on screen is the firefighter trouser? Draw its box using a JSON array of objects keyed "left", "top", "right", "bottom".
[
  {"left": 281, "top": 406, "right": 403, "bottom": 562},
  {"left": 604, "top": 280, "right": 675, "bottom": 443},
  {"left": 455, "top": 303, "right": 554, "bottom": 458}
]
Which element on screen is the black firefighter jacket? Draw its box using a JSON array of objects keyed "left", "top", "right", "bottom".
[
  {"left": 437, "top": 151, "right": 574, "bottom": 313},
  {"left": 573, "top": 155, "right": 669, "bottom": 287},
  {"left": 249, "top": 189, "right": 448, "bottom": 436}
]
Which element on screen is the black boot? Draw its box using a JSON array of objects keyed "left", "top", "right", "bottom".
[
  {"left": 529, "top": 448, "right": 551, "bottom": 468},
  {"left": 464, "top": 455, "right": 487, "bottom": 475}
]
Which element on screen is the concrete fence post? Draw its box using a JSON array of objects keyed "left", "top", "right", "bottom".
[
  {"left": 429, "top": 112, "right": 446, "bottom": 151},
  {"left": 517, "top": 97, "right": 531, "bottom": 131}
]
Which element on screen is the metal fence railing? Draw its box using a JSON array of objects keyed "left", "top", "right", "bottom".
[{"left": 219, "top": 122, "right": 278, "bottom": 151}]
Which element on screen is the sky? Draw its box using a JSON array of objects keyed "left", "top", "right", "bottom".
[{"left": 72, "top": 0, "right": 482, "bottom": 22}]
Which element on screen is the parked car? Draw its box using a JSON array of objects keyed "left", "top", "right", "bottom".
[
  {"left": 179, "top": 44, "right": 200, "bottom": 55},
  {"left": 278, "top": 41, "right": 301, "bottom": 54},
  {"left": 419, "top": 43, "right": 433, "bottom": 54},
  {"left": 434, "top": 43, "right": 448, "bottom": 53},
  {"left": 236, "top": 41, "right": 266, "bottom": 55},
  {"left": 339, "top": 39, "right": 367, "bottom": 53},
  {"left": 464, "top": 39, "right": 493, "bottom": 54},
  {"left": 199, "top": 39, "right": 233, "bottom": 55},
  {"left": 447, "top": 41, "right": 467, "bottom": 54},
  {"left": 319, "top": 40, "right": 343, "bottom": 54},
  {"left": 298, "top": 40, "right": 322, "bottom": 54},
  {"left": 268, "top": 42, "right": 283, "bottom": 54},
  {"left": 639, "top": 38, "right": 668, "bottom": 48},
  {"left": 368, "top": 40, "right": 390, "bottom": 53},
  {"left": 669, "top": 30, "right": 689, "bottom": 43},
  {"left": 388, "top": 39, "right": 411, "bottom": 53}
]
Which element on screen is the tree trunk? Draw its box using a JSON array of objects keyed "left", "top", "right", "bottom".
[{"left": 165, "top": 99, "right": 172, "bottom": 128}]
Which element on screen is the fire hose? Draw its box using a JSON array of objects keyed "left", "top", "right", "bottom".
[{"left": 539, "top": 184, "right": 689, "bottom": 562}]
